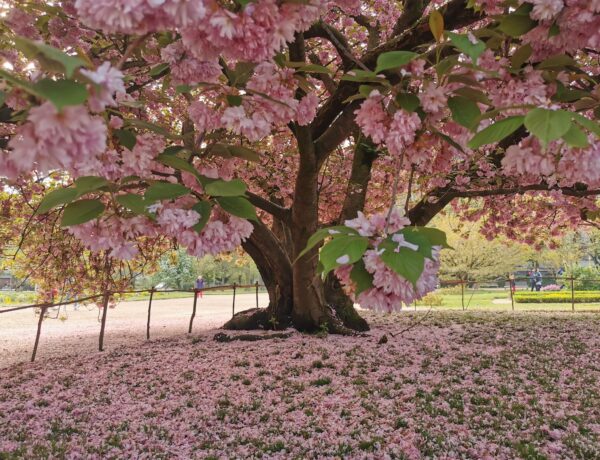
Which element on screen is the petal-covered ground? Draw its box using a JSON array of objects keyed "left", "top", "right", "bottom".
[{"left": 1, "top": 312, "right": 599, "bottom": 459}]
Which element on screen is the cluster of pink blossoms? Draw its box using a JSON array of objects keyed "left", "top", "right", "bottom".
[
  {"left": 472, "top": 1, "right": 600, "bottom": 60},
  {"left": 189, "top": 62, "right": 320, "bottom": 141},
  {"left": 502, "top": 136, "right": 600, "bottom": 188},
  {"left": 334, "top": 208, "right": 440, "bottom": 312},
  {"left": 75, "top": 0, "right": 323, "bottom": 63},
  {"left": 354, "top": 90, "right": 422, "bottom": 156},
  {"left": 160, "top": 41, "right": 221, "bottom": 86},
  {"left": 1, "top": 102, "right": 107, "bottom": 179},
  {"left": 69, "top": 202, "right": 253, "bottom": 260}
]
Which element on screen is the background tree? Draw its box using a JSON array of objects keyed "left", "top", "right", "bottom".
[{"left": 436, "top": 214, "right": 529, "bottom": 281}]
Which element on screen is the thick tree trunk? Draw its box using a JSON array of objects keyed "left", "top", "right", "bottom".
[{"left": 223, "top": 221, "right": 293, "bottom": 330}]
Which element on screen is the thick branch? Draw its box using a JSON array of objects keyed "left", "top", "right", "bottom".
[
  {"left": 246, "top": 192, "right": 291, "bottom": 224},
  {"left": 311, "top": 0, "right": 479, "bottom": 154}
]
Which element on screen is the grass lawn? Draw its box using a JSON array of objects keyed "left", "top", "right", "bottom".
[{"left": 416, "top": 288, "right": 600, "bottom": 312}]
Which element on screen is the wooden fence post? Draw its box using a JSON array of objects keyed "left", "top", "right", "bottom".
[
  {"left": 509, "top": 278, "right": 515, "bottom": 311},
  {"left": 232, "top": 283, "right": 237, "bottom": 317},
  {"left": 31, "top": 304, "right": 48, "bottom": 362},
  {"left": 461, "top": 281, "right": 465, "bottom": 311},
  {"left": 189, "top": 289, "right": 198, "bottom": 333},
  {"left": 146, "top": 288, "right": 155, "bottom": 340},
  {"left": 570, "top": 277, "right": 575, "bottom": 312},
  {"left": 255, "top": 281, "right": 259, "bottom": 309},
  {"left": 99, "top": 291, "right": 110, "bottom": 352}
]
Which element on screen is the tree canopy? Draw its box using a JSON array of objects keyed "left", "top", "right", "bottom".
[{"left": 1, "top": 0, "right": 599, "bottom": 330}]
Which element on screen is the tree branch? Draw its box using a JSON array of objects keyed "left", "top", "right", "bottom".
[{"left": 246, "top": 192, "right": 291, "bottom": 224}]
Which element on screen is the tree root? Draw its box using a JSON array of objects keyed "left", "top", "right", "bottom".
[{"left": 213, "top": 331, "right": 293, "bottom": 342}]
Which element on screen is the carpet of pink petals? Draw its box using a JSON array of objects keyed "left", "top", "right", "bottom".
[{"left": 1, "top": 312, "right": 600, "bottom": 459}]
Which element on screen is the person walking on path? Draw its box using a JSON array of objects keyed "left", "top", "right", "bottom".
[
  {"left": 533, "top": 268, "right": 542, "bottom": 292},
  {"left": 195, "top": 276, "right": 204, "bottom": 298}
]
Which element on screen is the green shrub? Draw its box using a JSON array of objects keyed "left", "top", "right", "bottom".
[
  {"left": 436, "top": 285, "right": 462, "bottom": 295},
  {"left": 514, "top": 291, "right": 600, "bottom": 303},
  {"left": 416, "top": 292, "right": 444, "bottom": 306}
]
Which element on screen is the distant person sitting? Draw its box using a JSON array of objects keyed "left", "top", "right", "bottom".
[{"left": 195, "top": 276, "right": 204, "bottom": 298}]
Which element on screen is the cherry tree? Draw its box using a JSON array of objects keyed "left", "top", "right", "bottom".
[
  {"left": 0, "top": 175, "right": 170, "bottom": 303},
  {"left": 0, "top": 0, "right": 599, "bottom": 332}
]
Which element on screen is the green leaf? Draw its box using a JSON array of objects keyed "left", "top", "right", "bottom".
[
  {"left": 295, "top": 64, "right": 332, "bottom": 74},
  {"left": 452, "top": 87, "right": 491, "bottom": 105},
  {"left": 446, "top": 31, "right": 486, "bottom": 64},
  {"left": 572, "top": 113, "right": 600, "bottom": 137},
  {"left": 205, "top": 178, "right": 247, "bottom": 196},
  {"left": 162, "top": 146, "right": 186, "bottom": 156},
  {"left": 350, "top": 259, "right": 374, "bottom": 296},
  {"left": 226, "top": 95, "right": 243, "bottom": 107},
  {"left": 216, "top": 196, "right": 258, "bottom": 221},
  {"left": 61, "top": 199, "right": 105, "bottom": 226},
  {"left": 448, "top": 96, "right": 481, "bottom": 130},
  {"left": 397, "top": 229, "right": 434, "bottom": 259},
  {"left": 510, "top": 44, "right": 533, "bottom": 69},
  {"left": 36, "top": 188, "right": 78, "bottom": 214},
  {"left": 296, "top": 226, "right": 360, "bottom": 261},
  {"left": 562, "top": 124, "right": 589, "bottom": 148},
  {"left": 435, "top": 55, "right": 459, "bottom": 78},
  {"left": 498, "top": 14, "right": 536, "bottom": 37},
  {"left": 210, "top": 143, "right": 261, "bottom": 162},
  {"left": 537, "top": 54, "right": 578, "bottom": 70},
  {"left": 430, "top": 128, "right": 465, "bottom": 153},
  {"left": 406, "top": 227, "right": 451, "bottom": 249},
  {"left": 467, "top": 116, "right": 525, "bottom": 149},
  {"left": 144, "top": 182, "right": 190, "bottom": 202},
  {"left": 127, "top": 119, "right": 176, "bottom": 139},
  {"left": 319, "top": 235, "right": 369, "bottom": 276},
  {"left": 396, "top": 93, "right": 421, "bottom": 113},
  {"left": 73, "top": 176, "right": 109, "bottom": 197},
  {"left": 548, "top": 23, "right": 560, "bottom": 37},
  {"left": 33, "top": 79, "right": 88, "bottom": 110},
  {"left": 156, "top": 154, "right": 199, "bottom": 176},
  {"left": 14, "top": 37, "right": 87, "bottom": 77},
  {"left": 552, "top": 82, "right": 589, "bottom": 103},
  {"left": 116, "top": 194, "right": 148, "bottom": 215},
  {"left": 191, "top": 201, "right": 212, "bottom": 233},
  {"left": 149, "top": 63, "right": 169, "bottom": 77},
  {"left": 225, "top": 61, "right": 256, "bottom": 87},
  {"left": 114, "top": 129, "right": 137, "bottom": 150},
  {"left": 375, "top": 51, "right": 418, "bottom": 73},
  {"left": 524, "top": 108, "right": 572, "bottom": 145},
  {"left": 0, "top": 90, "right": 5, "bottom": 106},
  {"left": 429, "top": 10, "right": 444, "bottom": 42},
  {"left": 341, "top": 69, "right": 385, "bottom": 83},
  {"left": 379, "top": 241, "right": 425, "bottom": 288}
]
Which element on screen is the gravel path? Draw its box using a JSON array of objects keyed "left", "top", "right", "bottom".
[{"left": 0, "top": 293, "right": 269, "bottom": 369}]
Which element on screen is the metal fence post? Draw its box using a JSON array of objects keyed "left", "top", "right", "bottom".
[
  {"left": 31, "top": 304, "right": 48, "bottom": 362},
  {"left": 189, "top": 289, "right": 198, "bottom": 333},
  {"left": 99, "top": 291, "right": 110, "bottom": 352},
  {"left": 146, "top": 288, "right": 155, "bottom": 340},
  {"left": 232, "top": 283, "right": 237, "bottom": 318}
]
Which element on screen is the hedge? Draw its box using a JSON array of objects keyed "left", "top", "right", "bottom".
[{"left": 514, "top": 291, "right": 600, "bottom": 303}]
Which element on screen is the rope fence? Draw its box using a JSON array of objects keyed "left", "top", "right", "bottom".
[
  {"left": 0, "top": 282, "right": 265, "bottom": 362},
  {"left": 438, "top": 276, "right": 600, "bottom": 313},
  {"left": 2, "top": 276, "right": 600, "bottom": 363}
]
